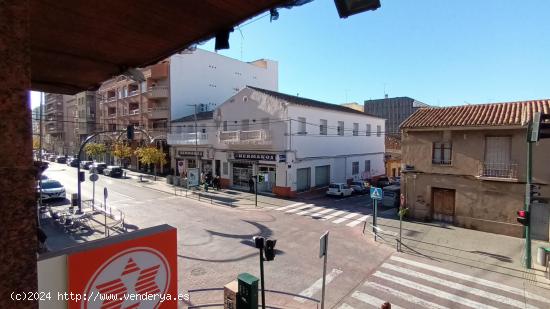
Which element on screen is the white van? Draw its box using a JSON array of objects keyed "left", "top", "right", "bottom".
[{"left": 326, "top": 183, "right": 353, "bottom": 197}]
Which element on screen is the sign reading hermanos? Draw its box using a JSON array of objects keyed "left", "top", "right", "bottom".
[
  {"left": 177, "top": 150, "right": 203, "bottom": 157},
  {"left": 234, "top": 153, "right": 276, "bottom": 161}
]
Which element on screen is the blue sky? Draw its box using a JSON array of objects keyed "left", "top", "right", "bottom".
[{"left": 31, "top": 0, "right": 550, "bottom": 108}]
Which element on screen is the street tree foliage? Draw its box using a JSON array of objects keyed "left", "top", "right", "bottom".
[
  {"left": 84, "top": 143, "right": 106, "bottom": 160},
  {"left": 134, "top": 146, "right": 166, "bottom": 176},
  {"left": 33, "top": 136, "right": 40, "bottom": 150},
  {"left": 112, "top": 142, "right": 132, "bottom": 159}
]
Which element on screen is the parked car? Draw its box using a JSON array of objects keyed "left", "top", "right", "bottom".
[
  {"left": 326, "top": 183, "right": 353, "bottom": 197},
  {"left": 103, "top": 166, "right": 123, "bottom": 178},
  {"left": 350, "top": 181, "right": 368, "bottom": 194},
  {"left": 48, "top": 155, "right": 57, "bottom": 162},
  {"left": 382, "top": 185, "right": 401, "bottom": 207},
  {"left": 80, "top": 160, "right": 93, "bottom": 170},
  {"left": 371, "top": 175, "right": 391, "bottom": 188},
  {"left": 37, "top": 179, "right": 66, "bottom": 201},
  {"left": 69, "top": 158, "right": 80, "bottom": 167},
  {"left": 56, "top": 156, "right": 67, "bottom": 164},
  {"left": 90, "top": 162, "right": 108, "bottom": 174}
]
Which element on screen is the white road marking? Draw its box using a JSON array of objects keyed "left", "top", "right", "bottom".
[
  {"left": 332, "top": 213, "right": 360, "bottom": 224},
  {"left": 310, "top": 208, "right": 335, "bottom": 217},
  {"left": 337, "top": 304, "right": 355, "bottom": 309},
  {"left": 286, "top": 204, "right": 314, "bottom": 213},
  {"left": 296, "top": 206, "right": 324, "bottom": 216},
  {"left": 346, "top": 215, "right": 371, "bottom": 227},
  {"left": 365, "top": 281, "right": 448, "bottom": 309},
  {"left": 373, "top": 271, "right": 499, "bottom": 309},
  {"left": 320, "top": 210, "right": 346, "bottom": 221},
  {"left": 352, "top": 291, "right": 404, "bottom": 309},
  {"left": 276, "top": 202, "right": 304, "bottom": 211},
  {"left": 390, "top": 256, "right": 550, "bottom": 304},
  {"left": 381, "top": 263, "right": 536, "bottom": 309},
  {"left": 294, "top": 269, "right": 343, "bottom": 303}
]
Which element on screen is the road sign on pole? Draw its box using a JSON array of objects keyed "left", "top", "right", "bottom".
[
  {"left": 370, "top": 186, "right": 382, "bottom": 241},
  {"left": 319, "top": 231, "right": 329, "bottom": 309},
  {"left": 370, "top": 186, "right": 383, "bottom": 200},
  {"left": 90, "top": 173, "right": 98, "bottom": 208}
]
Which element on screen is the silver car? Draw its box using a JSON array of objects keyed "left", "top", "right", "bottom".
[{"left": 37, "top": 179, "right": 66, "bottom": 201}]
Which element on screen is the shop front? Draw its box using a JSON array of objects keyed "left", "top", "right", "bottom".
[
  {"left": 174, "top": 149, "right": 203, "bottom": 177},
  {"left": 230, "top": 152, "right": 280, "bottom": 193}
]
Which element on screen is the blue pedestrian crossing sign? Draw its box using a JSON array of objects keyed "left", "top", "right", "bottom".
[{"left": 370, "top": 187, "right": 383, "bottom": 200}]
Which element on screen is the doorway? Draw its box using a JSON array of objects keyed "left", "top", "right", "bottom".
[{"left": 432, "top": 188, "right": 455, "bottom": 223}]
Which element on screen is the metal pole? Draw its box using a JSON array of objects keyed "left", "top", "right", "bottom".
[
  {"left": 399, "top": 209, "right": 403, "bottom": 252},
  {"left": 321, "top": 238, "right": 328, "bottom": 309},
  {"left": 104, "top": 193, "right": 107, "bottom": 237},
  {"left": 255, "top": 174, "right": 258, "bottom": 207},
  {"left": 525, "top": 128, "right": 533, "bottom": 268},
  {"left": 259, "top": 248, "right": 266, "bottom": 309},
  {"left": 39, "top": 92, "right": 44, "bottom": 208},
  {"left": 373, "top": 199, "right": 377, "bottom": 241},
  {"left": 92, "top": 180, "right": 95, "bottom": 208}
]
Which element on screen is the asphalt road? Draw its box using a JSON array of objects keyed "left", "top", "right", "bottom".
[{"left": 43, "top": 163, "right": 394, "bottom": 308}]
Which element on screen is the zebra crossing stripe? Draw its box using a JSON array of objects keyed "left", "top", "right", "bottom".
[
  {"left": 310, "top": 208, "right": 335, "bottom": 217},
  {"left": 390, "top": 256, "right": 550, "bottom": 304},
  {"left": 381, "top": 263, "right": 537, "bottom": 309},
  {"left": 332, "top": 213, "right": 360, "bottom": 224},
  {"left": 337, "top": 304, "right": 355, "bottom": 309},
  {"left": 373, "top": 271, "right": 499, "bottom": 309},
  {"left": 320, "top": 210, "right": 346, "bottom": 221},
  {"left": 285, "top": 204, "right": 312, "bottom": 213},
  {"left": 296, "top": 206, "right": 324, "bottom": 216},
  {"left": 365, "top": 281, "right": 449, "bottom": 309},
  {"left": 276, "top": 202, "right": 304, "bottom": 211},
  {"left": 351, "top": 291, "right": 404, "bottom": 309},
  {"left": 346, "top": 215, "right": 370, "bottom": 227},
  {"left": 294, "top": 269, "right": 343, "bottom": 303}
]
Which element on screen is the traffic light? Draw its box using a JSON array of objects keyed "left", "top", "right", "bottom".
[
  {"left": 530, "top": 112, "right": 550, "bottom": 142},
  {"left": 264, "top": 239, "right": 277, "bottom": 261},
  {"left": 529, "top": 184, "right": 541, "bottom": 200},
  {"left": 253, "top": 236, "right": 264, "bottom": 249},
  {"left": 127, "top": 125, "right": 134, "bottom": 140},
  {"left": 258, "top": 174, "right": 265, "bottom": 183},
  {"left": 78, "top": 171, "right": 85, "bottom": 182},
  {"left": 516, "top": 210, "right": 529, "bottom": 226}
]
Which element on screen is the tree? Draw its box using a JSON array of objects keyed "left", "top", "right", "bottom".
[
  {"left": 112, "top": 142, "right": 132, "bottom": 165},
  {"left": 84, "top": 143, "right": 106, "bottom": 161},
  {"left": 134, "top": 146, "right": 167, "bottom": 178},
  {"left": 32, "top": 136, "right": 40, "bottom": 150}
]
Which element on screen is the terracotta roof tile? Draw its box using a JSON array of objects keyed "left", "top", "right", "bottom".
[{"left": 401, "top": 99, "right": 550, "bottom": 129}]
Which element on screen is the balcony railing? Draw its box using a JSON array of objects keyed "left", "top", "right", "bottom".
[
  {"left": 219, "top": 129, "right": 271, "bottom": 145},
  {"left": 167, "top": 132, "right": 208, "bottom": 145},
  {"left": 147, "top": 108, "right": 169, "bottom": 119},
  {"left": 478, "top": 162, "right": 518, "bottom": 180},
  {"left": 147, "top": 86, "right": 169, "bottom": 99}
]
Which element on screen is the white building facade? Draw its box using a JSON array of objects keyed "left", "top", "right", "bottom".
[
  {"left": 169, "top": 48, "right": 278, "bottom": 120},
  {"left": 169, "top": 87, "right": 385, "bottom": 197}
]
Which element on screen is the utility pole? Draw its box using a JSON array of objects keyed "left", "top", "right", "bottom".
[
  {"left": 39, "top": 92, "right": 44, "bottom": 208},
  {"left": 525, "top": 122, "right": 533, "bottom": 269},
  {"left": 187, "top": 104, "right": 199, "bottom": 182}
]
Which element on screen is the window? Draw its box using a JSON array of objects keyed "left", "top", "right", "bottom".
[
  {"left": 352, "top": 162, "right": 359, "bottom": 175},
  {"left": 376, "top": 125, "right": 381, "bottom": 137},
  {"left": 432, "top": 142, "right": 452, "bottom": 164},
  {"left": 366, "top": 124, "right": 371, "bottom": 136},
  {"left": 337, "top": 121, "right": 344, "bottom": 136},
  {"left": 223, "top": 162, "right": 229, "bottom": 175},
  {"left": 223, "top": 121, "right": 228, "bottom": 131},
  {"left": 261, "top": 117, "right": 270, "bottom": 131},
  {"left": 241, "top": 119, "right": 249, "bottom": 131},
  {"left": 298, "top": 117, "right": 306, "bottom": 134},
  {"left": 353, "top": 123, "right": 359, "bottom": 136},
  {"left": 365, "top": 160, "right": 371, "bottom": 173},
  {"left": 320, "top": 119, "right": 327, "bottom": 135}
]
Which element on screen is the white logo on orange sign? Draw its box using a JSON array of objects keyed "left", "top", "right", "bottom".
[{"left": 83, "top": 247, "right": 170, "bottom": 309}]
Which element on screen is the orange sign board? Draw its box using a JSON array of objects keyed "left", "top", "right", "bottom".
[{"left": 67, "top": 226, "right": 177, "bottom": 309}]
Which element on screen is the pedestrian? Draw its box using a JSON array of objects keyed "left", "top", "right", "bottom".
[
  {"left": 213, "top": 175, "right": 221, "bottom": 190},
  {"left": 248, "top": 176, "right": 255, "bottom": 193},
  {"left": 381, "top": 302, "right": 391, "bottom": 309}
]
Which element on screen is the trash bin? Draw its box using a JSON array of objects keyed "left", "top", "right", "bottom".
[
  {"left": 537, "top": 247, "right": 550, "bottom": 266},
  {"left": 166, "top": 175, "right": 173, "bottom": 184},
  {"left": 173, "top": 177, "right": 180, "bottom": 186}
]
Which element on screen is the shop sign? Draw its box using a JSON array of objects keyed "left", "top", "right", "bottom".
[
  {"left": 177, "top": 150, "right": 203, "bottom": 157},
  {"left": 234, "top": 153, "right": 276, "bottom": 161},
  {"left": 67, "top": 225, "right": 178, "bottom": 308}
]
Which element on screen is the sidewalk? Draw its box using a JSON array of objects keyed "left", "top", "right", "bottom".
[{"left": 370, "top": 209, "right": 550, "bottom": 286}]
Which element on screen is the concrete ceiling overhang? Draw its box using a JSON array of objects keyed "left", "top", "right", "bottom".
[{"left": 30, "top": 0, "right": 289, "bottom": 94}]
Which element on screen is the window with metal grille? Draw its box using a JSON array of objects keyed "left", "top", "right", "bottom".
[
  {"left": 376, "top": 125, "right": 382, "bottom": 137},
  {"left": 353, "top": 123, "right": 359, "bottom": 136},
  {"left": 297, "top": 117, "right": 306, "bottom": 134},
  {"left": 366, "top": 124, "right": 371, "bottom": 136},
  {"left": 338, "top": 121, "right": 344, "bottom": 136},
  {"left": 320, "top": 119, "right": 327, "bottom": 135},
  {"left": 432, "top": 142, "right": 452, "bottom": 165},
  {"left": 352, "top": 162, "right": 359, "bottom": 175}
]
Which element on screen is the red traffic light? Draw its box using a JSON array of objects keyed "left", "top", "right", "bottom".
[
  {"left": 517, "top": 210, "right": 526, "bottom": 218},
  {"left": 516, "top": 210, "right": 529, "bottom": 226}
]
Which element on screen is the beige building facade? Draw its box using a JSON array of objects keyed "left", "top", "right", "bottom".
[{"left": 401, "top": 100, "right": 550, "bottom": 238}]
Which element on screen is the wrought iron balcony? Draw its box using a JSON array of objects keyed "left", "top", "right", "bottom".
[
  {"left": 478, "top": 162, "right": 518, "bottom": 181},
  {"left": 219, "top": 129, "right": 271, "bottom": 145},
  {"left": 167, "top": 132, "right": 208, "bottom": 145}
]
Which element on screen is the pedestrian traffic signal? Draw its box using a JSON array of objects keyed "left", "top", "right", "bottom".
[
  {"left": 127, "top": 125, "right": 134, "bottom": 140},
  {"left": 258, "top": 174, "right": 265, "bottom": 183},
  {"left": 78, "top": 171, "right": 85, "bottom": 182},
  {"left": 516, "top": 210, "right": 529, "bottom": 226},
  {"left": 264, "top": 239, "right": 277, "bottom": 261},
  {"left": 253, "top": 236, "right": 265, "bottom": 249}
]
